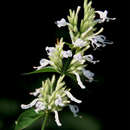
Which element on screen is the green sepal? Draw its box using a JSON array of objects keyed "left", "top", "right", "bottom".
[
  {"left": 15, "top": 108, "right": 44, "bottom": 130},
  {"left": 64, "top": 42, "right": 73, "bottom": 49}
]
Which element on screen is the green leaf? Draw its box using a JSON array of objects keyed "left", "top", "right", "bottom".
[
  {"left": 15, "top": 108, "right": 44, "bottom": 130},
  {"left": 24, "top": 66, "right": 57, "bottom": 75}
]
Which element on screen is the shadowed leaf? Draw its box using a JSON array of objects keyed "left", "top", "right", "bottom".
[{"left": 15, "top": 108, "right": 44, "bottom": 130}]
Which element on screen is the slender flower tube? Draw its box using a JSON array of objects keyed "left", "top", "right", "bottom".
[
  {"left": 21, "top": 99, "right": 39, "bottom": 109},
  {"left": 65, "top": 91, "right": 82, "bottom": 103},
  {"left": 54, "top": 110, "right": 62, "bottom": 126},
  {"left": 73, "top": 72, "right": 86, "bottom": 89}
]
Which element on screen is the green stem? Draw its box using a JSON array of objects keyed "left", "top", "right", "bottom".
[{"left": 41, "top": 112, "right": 49, "bottom": 130}]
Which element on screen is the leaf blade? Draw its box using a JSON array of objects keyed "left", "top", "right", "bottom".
[
  {"left": 15, "top": 108, "right": 44, "bottom": 130},
  {"left": 24, "top": 66, "right": 57, "bottom": 75}
]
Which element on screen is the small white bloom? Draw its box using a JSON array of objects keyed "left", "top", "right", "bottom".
[
  {"left": 65, "top": 91, "right": 82, "bottom": 103},
  {"left": 55, "top": 95, "right": 64, "bottom": 107},
  {"left": 73, "top": 72, "right": 86, "bottom": 89},
  {"left": 33, "top": 59, "right": 50, "bottom": 70},
  {"left": 54, "top": 110, "right": 62, "bottom": 126},
  {"left": 96, "top": 10, "right": 116, "bottom": 23},
  {"left": 35, "top": 101, "right": 46, "bottom": 113},
  {"left": 45, "top": 46, "right": 56, "bottom": 56},
  {"left": 73, "top": 53, "right": 85, "bottom": 64},
  {"left": 61, "top": 50, "right": 72, "bottom": 58},
  {"left": 73, "top": 38, "right": 87, "bottom": 47},
  {"left": 82, "top": 69, "right": 94, "bottom": 82},
  {"left": 56, "top": 18, "right": 68, "bottom": 28},
  {"left": 83, "top": 54, "right": 100, "bottom": 64},
  {"left": 88, "top": 35, "right": 113, "bottom": 49},
  {"left": 21, "top": 98, "right": 39, "bottom": 109},
  {"left": 69, "top": 105, "right": 79, "bottom": 117}
]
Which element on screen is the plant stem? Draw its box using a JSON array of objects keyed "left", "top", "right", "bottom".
[{"left": 41, "top": 112, "right": 49, "bottom": 130}]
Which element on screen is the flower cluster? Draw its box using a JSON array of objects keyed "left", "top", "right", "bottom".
[
  {"left": 16, "top": 0, "right": 115, "bottom": 129},
  {"left": 21, "top": 75, "right": 82, "bottom": 126}
]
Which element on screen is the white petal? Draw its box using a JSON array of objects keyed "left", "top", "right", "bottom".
[
  {"left": 35, "top": 101, "right": 46, "bottom": 113},
  {"left": 96, "top": 10, "right": 108, "bottom": 23},
  {"left": 69, "top": 105, "right": 79, "bottom": 117},
  {"left": 54, "top": 111, "right": 62, "bottom": 126},
  {"left": 40, "top": 59, "right": 50, "bottom": 66},
  {"left": 96, "top": 10, "right": 116, "bottom": 23},
  {"left": 21, "top": 98, "right": 39, "bottom": 109},
  {"left": 73, "top": 38, "right": 87, "bottom": 47},
  {"left": 61, "top": 50, "right": 72, "bottom": 58},
  {"left": 55, "top": 95, "right": 64, "bottom": 107},
  {"left": 65, "top": 91, "right": 82, "bottom": 103},
  {"left": 73, "top": 53, "right": 85, "bottom": 64},
  {"left": 33, "top": 59, "right": 50, "bottom": 70},
  {"left": 45, "top": 46, "right": 56, "bottom": 56},
  {"left": 73, "top": 72, "right": 86, "bottom": 89},
  {"left": 56, "top": 18, "right": 68, "bottom": 28}
]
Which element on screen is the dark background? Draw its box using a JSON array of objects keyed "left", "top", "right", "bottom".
[{"left": 1, "top": 0, "right": 127, "bottom": 130}]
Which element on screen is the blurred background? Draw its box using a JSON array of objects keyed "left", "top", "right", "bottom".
[{"left": 0, "top": 0, "right": 127, "bottom": 130}]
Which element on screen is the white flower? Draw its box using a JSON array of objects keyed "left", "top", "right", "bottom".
[
  {"left": 83, "top": 54, "right": 100, "bottom": 64},
  {"left": 88, "top": 35, "right": 113, "bottom": 49},
  {"left": 56, "top": 18, "right": 68, "bottom": 28},
  {"left": 69, "top": 105, "right": 79, "bottom": 117},
  {"left": 73, "top": 53, "right": 85, "bottom": 64},
  {"left": 65, "top": 91, "right": 82, "bottom": 103},
  {"left": 33, "top": 59, "right": 50, "bottom": 70},
  {"left": 45, "top": 46, "right": 56, "bottom": 56},
  {"left": 54, "top": 110, "right": 62, "bottom": 126},
  {"left": 61, "top": 50, "right": 72, "bottom": 58},
  {"left": 73, "top": 72, "right": 86, "bottom": 89},
  {"left": 82, "top": 69, "right": 94, "bottom": 82},
  {"left": 21, "top": 98, "right": 39, "bottom": 109},
  {"left": 55, "top": 95, "right": 65, "bottom": 107},
  {"left": 35, "top": 101, "right": 46, "bottom": 113},
  {"left": 96, "top": 10, "right": 116, "bottom": 23},
  {"left": 73, "top": 38, "right": 87, "bottom": 47}
]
